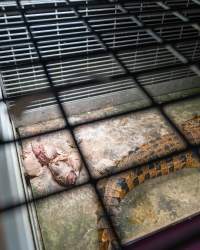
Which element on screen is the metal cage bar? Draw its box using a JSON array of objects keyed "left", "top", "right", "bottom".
[{"left": 0, "top": 0, "right": 200, "bottom": 249}]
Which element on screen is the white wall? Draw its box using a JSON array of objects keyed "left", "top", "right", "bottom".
[{"left": 0, "top": 88, "right": 35, "bottom": 250}]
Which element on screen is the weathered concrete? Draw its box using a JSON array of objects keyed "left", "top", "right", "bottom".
[
  {"left": 117, "top": 168, "right": 200, "bottom": 244},
  {"left": 75, "top": 109, "right": 183, "bottom": 178},
  {"left": 18, "top": 96, "right": 200, "bottom": 250},
  {"left": 35, "top": 185, "right": 99, "bottom": 250}
]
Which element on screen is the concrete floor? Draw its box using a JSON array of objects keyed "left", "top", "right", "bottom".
[
  {"left": 19, "top": 94, "right": 200, "bottom": 250},
  {"left": 118, "top": 167, "right": 200, "bottom": 244}
]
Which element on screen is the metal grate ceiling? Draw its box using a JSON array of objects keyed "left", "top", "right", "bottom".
[{"left": 0, "top": 0, "right": 200, "bottom": 109}]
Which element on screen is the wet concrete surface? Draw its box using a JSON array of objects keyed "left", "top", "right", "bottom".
[{"left": 19, "top": 95, "right": 200, "bottom": 250}]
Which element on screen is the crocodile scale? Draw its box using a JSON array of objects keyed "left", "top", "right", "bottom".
[{"left": 97, "top": 115, "right": 200, "bottom": 250}]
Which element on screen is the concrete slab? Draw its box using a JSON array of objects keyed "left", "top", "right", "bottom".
[{"left": 18, "top": 96, "right": 200, "bottom": 250}]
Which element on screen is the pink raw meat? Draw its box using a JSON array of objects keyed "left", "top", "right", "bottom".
[
  {"left": 23, "top": 148, "right": 43, "bottom": 178},
  {"left": 31, "top": 142, "right": 81, "bottom": 186}
]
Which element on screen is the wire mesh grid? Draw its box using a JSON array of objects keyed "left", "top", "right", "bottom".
[{"left": 0, "top": 0, "right": 200, "bottom": 249}]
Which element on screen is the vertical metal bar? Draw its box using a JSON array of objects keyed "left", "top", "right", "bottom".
[{"left": 15, "top": 0, "right": 122, "bottom": 248}]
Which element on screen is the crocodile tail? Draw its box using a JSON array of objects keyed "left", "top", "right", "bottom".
[
  {"left": 96, "top": 200, "right": 119, "bottom": 250},
  {"left": 97, "top": 171, "right": 140, "bottom": 250}
]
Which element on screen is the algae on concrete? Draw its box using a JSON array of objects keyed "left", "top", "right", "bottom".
[{"left": 34, "top": 186, "right": 99, "bottom": 250}]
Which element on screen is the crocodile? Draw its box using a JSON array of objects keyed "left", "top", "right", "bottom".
[{"left": 97, "top": 115, "right": 200, "bottom": 250}]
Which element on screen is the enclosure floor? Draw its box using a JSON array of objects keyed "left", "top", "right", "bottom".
[{"left": 19, "top": 96, "right": 200, "bottom": 250}]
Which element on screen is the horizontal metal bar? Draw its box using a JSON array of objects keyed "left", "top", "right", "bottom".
[
  {"left": 1, "top": 90, "right": 200, "bottom": 145},
  {"left": 1, "top": 18, "right": 199, "bottom": 46},
  {"left": 1, "top": 8, "right": 200, "bottom": 28},
  {"left": 1, "top": 142, "right": 198, "bottom": 213},
  {"left": 1, "top": 36, "right": 200, "bottom": 71},
  {"left": 1, "top": 56, "right": 200, "bottom": 103},
  {"left": 0, "top": 0, "right": 198, "bottom": 16}
]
